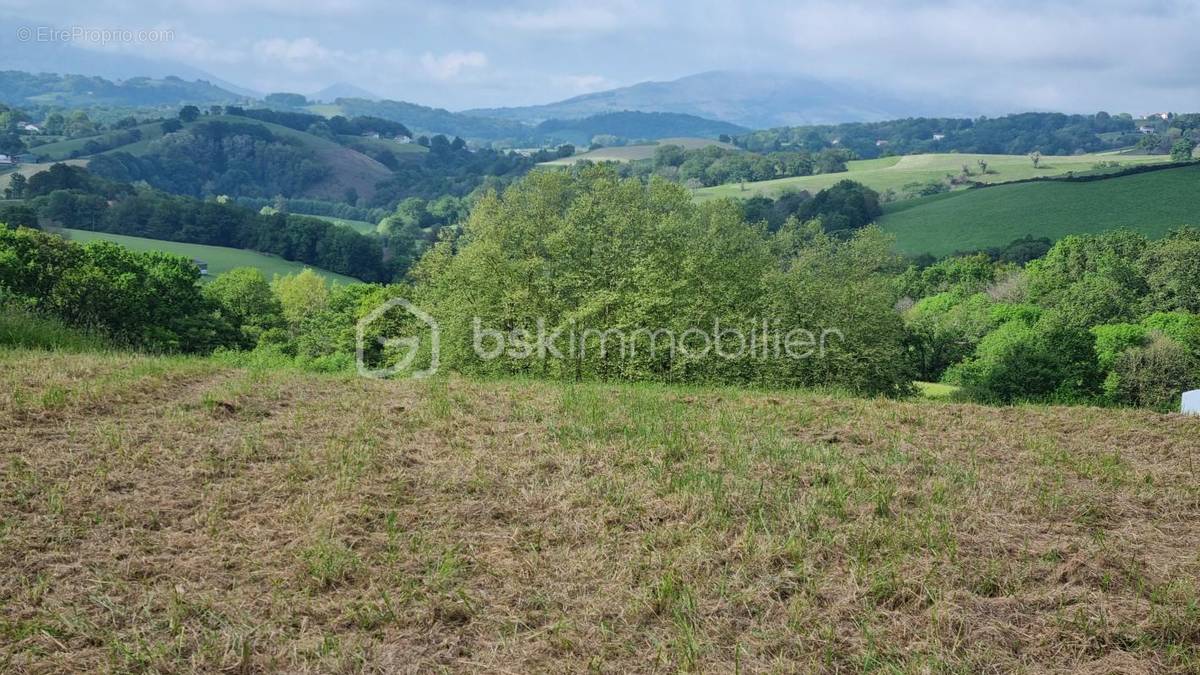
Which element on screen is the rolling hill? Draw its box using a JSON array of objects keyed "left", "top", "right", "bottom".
[
  {"left": 467, "top": 70, "right": 953, "bottom": 129},
  {"left": 62, "top": 228, "right": 361, "bottom": 284},
  {"left": 539, "top": 137, "right": 739, "bottom": 165},
  {"left": 0, "top": 70, "right": 248, "bottom": 108},
  {"left": 29, "top": 114, "right": 395, "bottom": 203},
  {"left": 878, "top": 163, "right": 1200, "bottom": 256},
  {"left": 532, "top": 112, "right": 746, "bottom": 146},
  {"left": 693, "top": 152, "right": 1171, "bottom": 201}
]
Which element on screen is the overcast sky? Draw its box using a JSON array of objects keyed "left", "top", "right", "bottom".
[{"left": 1, "top": 0, "right": 1197, "bottom": 113}]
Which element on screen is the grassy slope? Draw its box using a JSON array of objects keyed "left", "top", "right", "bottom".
[
  {"left": 62, "top": 229, "right": 361, "bottom": 284},
  {"left": 2, "top": 350, "right": 1199, "bottom": 672},
  {"left": 19, "top": 116, "right": 394, "bottom": 203},
  {"left": 540, "top": 137, "right": 738, "bottom": 166},
  {"left": 880, "top": 163, "right": 1200, "bottom": 256},
  {"left": 693, "top": 152, "right": 1171, "bottom": 201},
  {"left": 0, "top": 160, "right": 89, "bottom": 193},
  {"left": 306, "top": 214, "right": 378, "bottom": 234},
  {"left": 27, "top": 121, "right": 171, "bottom": 161}
]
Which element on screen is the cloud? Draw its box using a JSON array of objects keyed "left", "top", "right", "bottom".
[{"left": 419, "top": 50, "right": 487, "bottom": 80}]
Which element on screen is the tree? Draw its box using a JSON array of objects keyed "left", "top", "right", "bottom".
[
  {"left": 179, "top": 105, "right": 200, "bottom": 123},
  {"left": 271, "top": 268, "right": 330, "bottom": 333},
  {"left": 4, "top": 173, "right": 26, "bottom": 200},
  {"left": 1029, "top": 151, "right": 1042, "bottom": 168},
  {"left": 161, "top": 119, "right": 184, "bottom": 134},
  {"left": 1170, "top": 138, "right": 1196, "bottom": 162},
  {"left": 796, "top": 180, "right": 882, "bottom": 234},
  {"left": 203, "top": 267, "right": 283, "bottom": 348}
]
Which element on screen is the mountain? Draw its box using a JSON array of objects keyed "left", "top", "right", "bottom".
[
  {"left": 0, "top": 18, "right": 258, "bottom": 98},
  {"left": 466, "top": 70, "right": 955, "bottom": 130},
  {"left": 321, "top": 98, "right": 533, "bottom": 142},
  {"left": 0, "top": 71, "right": 250, "bottom": 108},
  {"left": 311, "top": 82, "right": 380, "bottom": 103},
  {"left": 533, "top": 112, "right": 746, "bottom": 145}
]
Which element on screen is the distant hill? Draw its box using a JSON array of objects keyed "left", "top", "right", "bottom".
[
  {"left": 540, "top": 137, "right": 738, "bottom": 165},
  {"left": 878, "top": 163, "right": 1200, "bottom": 256},
  {"left": 315, "top": 98, "right": 532, "bottom": 142},
  {"left": 533, "top": 111, "right": 746, "bottom": 145},
  {"left": 0, "top": 19, "right": 258, "bottom": 97},
  {"left": 466, "top": 71, "right": 947, "bottom": 129},
  {"left": 0, "top": 71, "right": 248, "bottom": 108},
  {"left": 311, "top": 83, "right": 380, "bottom": 103}
]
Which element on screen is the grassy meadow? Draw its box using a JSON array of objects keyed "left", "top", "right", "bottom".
[
  {"left": 880, "top": 163, "right": 1200, "bottom": 256},
  {"left": 2, "top": 349, "right": 1199, "bottom": 672},
  {"left": 693, "top": 152, "right": 1171, "bottom": 201},
  {"left": 62, "top": 229, "right": 361, "bottom": 284}
]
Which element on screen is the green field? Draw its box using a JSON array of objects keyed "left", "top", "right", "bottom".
[
  {"left": 307, "top": 214, "right": 378, "bottom": 234},
  {"left": 29, "top": 121, "right": 172, "bottom": 161},
  {"left": 879, "top": 163, "right": 1200, "bottom": 256},
  {"left": 693, "top": 152, "right": 1171, "bottom": 201},
  {"left": 540, "top": 137, "right": 737, "bottom": 166},
  {"left": 62, "top": 229, "right": 362, "bottom": 284}
]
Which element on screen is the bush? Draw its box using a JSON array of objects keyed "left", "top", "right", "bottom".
[
  {"left": 947, "top": 313, "right": 1101, "bottom": 403},
  {"left": 1107, "top": 334, "right": 1198, "bottom": 411}
]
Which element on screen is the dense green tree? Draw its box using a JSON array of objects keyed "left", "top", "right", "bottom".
[{"left": 203, "top": 267, "right": 283, "bottom": 348}]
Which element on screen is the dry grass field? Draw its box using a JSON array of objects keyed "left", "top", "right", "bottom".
[{"left": 2, "top": 349, "right": 1199, "bottom": 672}]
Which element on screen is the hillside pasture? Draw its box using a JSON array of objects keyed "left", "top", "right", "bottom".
[
  {"left": 1, "top": 351, "right": 1199, "bottom": 672},
  {"left": 879, "top": 163, "right": 1200, "bottom": 256},
  {"left": 62, "top": 229, "right": 361, "bottom": 284},
  {"left": 539, "top": 137, "right": 738, "bottom": 166},
  {"left": 693, "top": 151, "right": 1171, "bottom": 201}
]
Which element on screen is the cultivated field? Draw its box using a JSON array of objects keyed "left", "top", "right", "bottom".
[
  {"left": 539, "top": 137, "right": 738, "bottom": 166},
  {"left": 880, "top": 163, "right": 1200, "bottom": 256},
  {"left": 3, "top": 350, "right": 1198, "bottom": 672},
  {"left": 693, "top": 152, "right": 1172, "bottom": 201},
  {"left": 62, "top": 229, "right": 361, "bottom": 284}
]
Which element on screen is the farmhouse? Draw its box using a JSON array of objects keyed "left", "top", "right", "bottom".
[
  {"left": 931, "top": 133, "right": 946, "bottom": 141},
  {"left": 22, "top": 124, "right": 41, "bottom": 133},
  {"left": 875, "top": 139, "right": 890, "bottom": 147},
  {"left": 1138, "top": 125, "right": 1156, "bottom": 134},
  {"left": 0, "top": 154, "right": 14, "bottom": 165}
]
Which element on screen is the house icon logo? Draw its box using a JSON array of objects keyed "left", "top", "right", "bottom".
[{"left": 356, "top": 298, "right": 440, "bottom": 379}]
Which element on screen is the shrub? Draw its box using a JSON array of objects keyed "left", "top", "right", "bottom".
[{"left": 1108, "top": 334, "right": 1198, "bottom": 411}]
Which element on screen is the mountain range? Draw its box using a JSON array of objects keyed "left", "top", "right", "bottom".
[{"left": 466, "top": 71, "right": 958, "bottom": 129}]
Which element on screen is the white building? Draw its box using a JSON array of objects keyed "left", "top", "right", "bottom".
[
  {"left": 22, "top": 124, "right": 41, "bottom": 133},
  {"left": 0, "top": 154, "right": 14, "bottom": 165}
]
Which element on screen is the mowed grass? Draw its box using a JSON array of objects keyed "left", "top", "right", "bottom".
[
  {"left": 2, "top": 350, "right": 1199, "bottom": 672},
  {"left": 880, "top": 163, "right": 1200, "bottom": 256},
  {"left": 540, "top": 137, "right": 738, "bottom": 166},
  {"left": 693, "top": 152, "right": 1171, "bottom": 201},
  {"left": 62, "top": 229, "right": 362, "bottom": 284}
]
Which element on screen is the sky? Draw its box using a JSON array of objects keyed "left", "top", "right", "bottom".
[{"left": 1, "top": 0, "right": 1198, "bottom": 113}]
